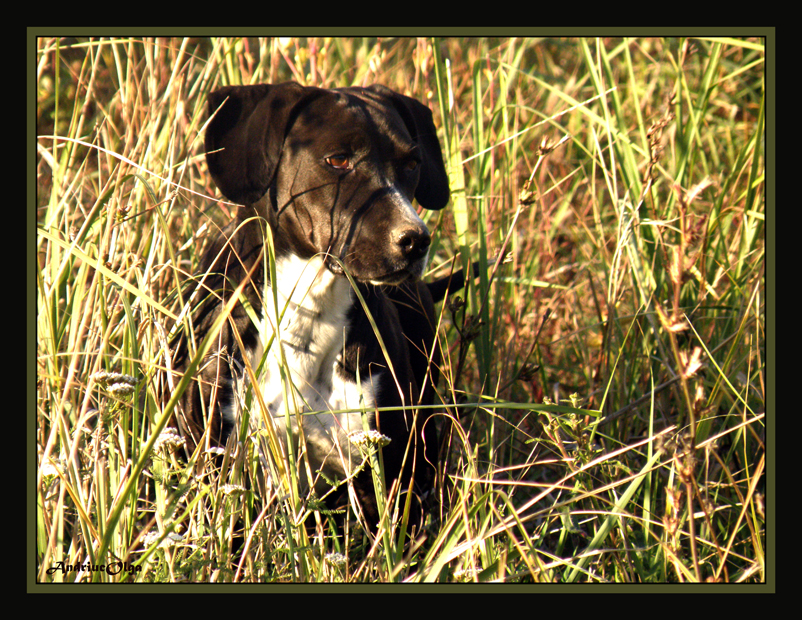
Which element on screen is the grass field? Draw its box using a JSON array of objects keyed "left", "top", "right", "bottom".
[{"left": 34, "top": 36, "right": 768, "bottom": 586}]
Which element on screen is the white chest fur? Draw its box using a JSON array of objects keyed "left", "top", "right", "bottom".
[{"left": 236, "top": 254, "right": 380, "bottom": 491}]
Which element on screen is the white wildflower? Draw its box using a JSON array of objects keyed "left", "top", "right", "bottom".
[
  {"left": 93, "top": 370, "right": 138, "bottom": 387},
  {"left": 40, "top": 458, "right": 64, "bottom": 480},
  {"left": 220, "top": 484, "right": 246, "bottom": 496},
  {"left": 349, "top": 430, "right": 391, "bottom": 449},
  {"left": 142, "top": 531, "right": 186, "bottom": 549},
  {"left": 326, "top": 552, "right": 347, "bottom": 567},
  {"left": 108, "top": 382, "right": 135, "bottom": 397},
  {"left": 154, "top": 428, "right": 186, "bottom": 452}
]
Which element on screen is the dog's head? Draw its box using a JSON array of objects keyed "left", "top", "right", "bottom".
[{"left": 205, "top": 82, "right": 450, "bottom": 285}]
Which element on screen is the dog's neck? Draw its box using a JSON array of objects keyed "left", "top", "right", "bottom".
[
  {"left": 252, "top": 251, "right": 353, "bottom": 374},
  {"left": 243, "top": 251, "right": 375, "bottom": 488}
]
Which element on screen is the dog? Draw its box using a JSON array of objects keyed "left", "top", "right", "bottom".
[{"left": 171, "top": 82, "right": 462, "bottom": 531}]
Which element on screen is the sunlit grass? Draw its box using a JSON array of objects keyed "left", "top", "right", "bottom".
[{"left": 35, "top": 36, "right": 767, "bottom": 585}]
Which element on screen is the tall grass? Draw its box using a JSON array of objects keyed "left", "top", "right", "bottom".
[{"left": 34, "top": 36, "right": 767, "bottom": 585}]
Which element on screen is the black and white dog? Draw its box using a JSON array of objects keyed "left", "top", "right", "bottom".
[{"left": 172, "top": 82, "right": 460, "bottom": 529}]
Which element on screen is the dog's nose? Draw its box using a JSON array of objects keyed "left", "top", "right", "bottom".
[{"left": 397, "top": 227, "right": 431, "bottom": 262}]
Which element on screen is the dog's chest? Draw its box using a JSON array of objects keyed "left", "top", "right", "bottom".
[{"left": 242, "top": 254, "right": 380, "bottom": 481}]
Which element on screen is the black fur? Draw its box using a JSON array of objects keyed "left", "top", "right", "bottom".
[{"left": 170, "top": 82, "right": 463, "bottom": 530}]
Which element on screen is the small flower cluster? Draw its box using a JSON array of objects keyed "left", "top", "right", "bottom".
[
  {"left": 453, "top": 567, "right": 479, "bottom": 582},
  {"left": 348, "top": 430, "right": 391, "bottom": 449},
  {"left": 92, "top": 370, "right": 139, "bottom": 397},
  {"left": 325, "top": 552, "right": 347, "bottom": 568},
  {"left": 142, "top": 531, "right": 187, "bottom": 549},
  {"left": 153, "top": 427, "right": 186, "bottom": 452},
  {"left": 40, "top": 457, "right": 65, "bottom": 481},
  {"left": 220, "top": 484, "right": 246, "bottom": 497}
]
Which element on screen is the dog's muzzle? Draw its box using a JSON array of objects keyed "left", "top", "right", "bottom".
[{"left": 326, "top": 223, "right": 432, "bottom": 286}]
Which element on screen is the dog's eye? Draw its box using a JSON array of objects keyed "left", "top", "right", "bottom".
[
  {"left": 326, "top": 155, "right": 351, "bottom": 170},
  {"left": 405, "top": 159, "right": 419, "bottom": 172}
]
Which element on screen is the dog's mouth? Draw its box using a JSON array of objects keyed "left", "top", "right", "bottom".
[
  {"left": 368, "top": 268, "right": 417, "bottom": 287},
  {"left": 324, "top": 255, "right": 423, "bottom": 286}
]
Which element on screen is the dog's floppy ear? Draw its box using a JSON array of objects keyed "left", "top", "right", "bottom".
[
  {"left": 368, "top": 85, "right": 451, "bottom": 210},
  {"left": 205, "top": 82, "right": 311, "bottom": 205}
]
